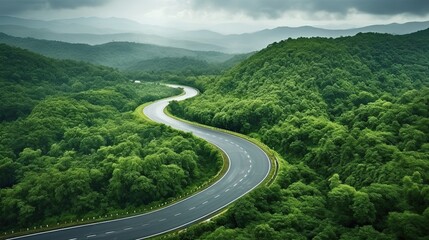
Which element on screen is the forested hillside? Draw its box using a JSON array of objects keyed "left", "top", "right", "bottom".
[
  {"left": 0, "top": 44, "right": 222, "bottom": 231},
  {"left": 0, "top": 33, "right": 234, "bottom": 69},
  {"left": 169, "top": 30, "right": 429, "bottom": 239}
]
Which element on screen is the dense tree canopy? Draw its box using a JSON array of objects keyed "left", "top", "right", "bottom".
[
  {"left": 0, "top": 44, "right": 222, "bottom": 231},
  {"left": 168, "top": 30, "right": 429, "bottom": 239}
]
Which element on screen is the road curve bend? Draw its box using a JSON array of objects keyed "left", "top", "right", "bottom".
[{"left": 11, "top": 84, "right": 271, "bottom": 240}]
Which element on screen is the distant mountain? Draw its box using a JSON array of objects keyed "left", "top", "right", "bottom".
[
  {"left": 161, "top": 21, "right": 429, "bottom": 52},
  {"left": 0, "top": 33, "right": 234, "bottom": 69},
  {"left": 1, "top": 16, "right": 429, "bottom": 53},
  {"left": 199, "top": 21, "right": 429, "bottom": 52},
  {"left": 0, "top": 24, "right": 226, "bottom": 52},
  {"left": 0, "top": 16, "right": 177, "bottom": 35}
]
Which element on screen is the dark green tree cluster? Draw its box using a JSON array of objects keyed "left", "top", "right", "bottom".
[
  {"left": 168, "top": 30, "right": 429, "bottom": 239},
  {"left": 0, "top": 44, "right": 222, "bottom": 231}
]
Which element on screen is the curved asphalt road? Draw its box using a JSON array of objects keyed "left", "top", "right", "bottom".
[{"left": 11, "top": 84, "right": 271, "bottom": 240}]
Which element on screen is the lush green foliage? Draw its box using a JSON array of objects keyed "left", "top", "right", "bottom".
[
  {"left": 127, "top": 57, "right": 220, "bottom": 75},
  {"left": 169, "top": 30, "right": 429, "bottom": 239},
  {"left": 0, "top": 44, "right": 222, "bottom": 231}
]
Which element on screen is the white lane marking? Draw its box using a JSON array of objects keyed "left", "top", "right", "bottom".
[
  {"left": 233, "top": 183, "right": 237, "bottom": 187},
  {"left": 189, "top": 207, "right": 196, "bottom": 210},
  {"left": 214, "top": 195, "right": 220, "bottom": 198},
  {"left": 69, "top": 238, "right": 77, "bottom": 240},
  {"left": 87, "top": 235, "right": 96, "bottom": 238},
  {"left": 159, "top": 219, "right": 166, "bottom": 222},
  {"left": 124, "top": 227, "right": 133, "bottom": 231},
  {"left": 244, "top": 174, "right": 248, "bottom": 178},
  {"left": 142, "top": 224, "right": 149, "bottom": 227},
  {"left": 250, "top": 164, "right": 252, "bottom": 168},
  {"left": 248, "top": 169, "right": 251, "bottom": 173},
  {"left": 105, "top": 231, "right": 115, "bottom": 234},
  {"left": 239, "top": 178, "right": 243, "bottom": 182},
  {"left": 202, "top": 201, "right": 208, "bottom": 205},
  {"left": 225, "top": 189, "right": 230, "bottom": 192},
  {"left": 174, "top": 213, "right": 182, "bottom": 216},
  {"left": 249, "top": 160, "right": 252, "bottom": 163},
  {"left": 247, "top": 154, "right": 250, "bottom": 158}
]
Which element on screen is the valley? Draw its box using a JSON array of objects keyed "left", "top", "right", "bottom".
[{"left": 1, "top": 5, "right": 429, "bottom": 240}]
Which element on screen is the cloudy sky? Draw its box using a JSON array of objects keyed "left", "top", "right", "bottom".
[{"left": 1, "top": 0, "right": 429, "bottom": 33}]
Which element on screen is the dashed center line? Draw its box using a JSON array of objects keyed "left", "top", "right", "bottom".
[
  {"left": 202, "top": 201, "right": 208, "bottom": 205},
  {"left": 159, "top": 218, "right": 166, "bottom": 222},
  {"left": 239, "top": 178, "right": 243, "bottom": 182},
  {"left": 105, "top": 231, "right": 115, "bottom": 235},
  {"left": 124, "top": 227, "right": 133, "bottom": 231},
  {"left": 225, "top": 189, "right": 230, "bottom": 192},
  {"left": 233, "top": 183, "right": 237, "bottom": 187},
  {"left": 87, "top": 235, "right": 96, "bottom": 238},
  {"left": 189, "top": 207, "right": 196, "bottom": 210},
  {"left": 248, "top": 169, "right": 251, "bottom": 173},
  {"left": 244, "top": 174, "right": 248, "bottom": 178},
  {"left": 174, "top": 213, "right": 182, "bottom": 216},
  {"left": 142, "top": 224, "right": 149, "bottom": 227},
  {"left": 69, "top": 238, "right": 77, "bottom": 240},
  {"left": 214, "top": 195, "right": 220, "bottom": 198}
]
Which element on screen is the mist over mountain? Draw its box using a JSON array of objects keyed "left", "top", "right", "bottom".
[
  {"left": 0, "top": 33, "right": 233, "bottom": 69},
  {"left": 1, "top": 16, "right": 429, "bottom": 53}
]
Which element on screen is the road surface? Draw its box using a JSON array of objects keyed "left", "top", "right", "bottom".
[{"left": 11, "top": 84, "right": 271, "bottom": 240}]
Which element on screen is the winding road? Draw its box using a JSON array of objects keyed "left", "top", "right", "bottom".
[{"left": 11, "top": 84, "right": 271, "bottom": 240}]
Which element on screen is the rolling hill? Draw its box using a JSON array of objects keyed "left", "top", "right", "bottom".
[
  {"left": 0, "top": 33, "right": 234, "bottom": 69},
  {"left": 168, "top": 29, "right": 429, "bottom": 239}
]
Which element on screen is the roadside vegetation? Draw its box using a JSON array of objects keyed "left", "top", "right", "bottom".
[
  {"left": 0, "top": 44, "right": 222, "bottom": 232},
  {"left": 167, "top": 30, "right": 429, "bottom": 239}
]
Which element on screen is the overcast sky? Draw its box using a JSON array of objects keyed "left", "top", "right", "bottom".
[{"left": 1, "top": 0, "right": 429, "bottom": 33}]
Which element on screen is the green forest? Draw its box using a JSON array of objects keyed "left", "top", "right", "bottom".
[
  {"left": 168, "top": 30, "right": 429, "bottom": 239},
  {"left": 1, "top": 26, "right": 429, "bottom": 240},
  {"left": 0, "top": 44, "right": 222, "bottom": 231}
]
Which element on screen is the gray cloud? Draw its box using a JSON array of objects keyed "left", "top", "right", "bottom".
[
  {"left": 190, "top": 0, "right": 429, "bottom": 18},
  {"left": 0, "top": 0, "right": 111, "bottom": 14}
]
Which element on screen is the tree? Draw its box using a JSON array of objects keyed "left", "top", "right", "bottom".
[
  {"left": 352, "top": 191, "right": 376, "bottom": 225},
  {"left": 254, "top": 224, "right": 278, "bottom": 240},
  {"left": 328, "top": 184, "right": 356, "bottom": 227}
]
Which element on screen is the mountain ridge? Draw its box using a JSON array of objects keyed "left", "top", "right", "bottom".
[
  {"left": 1, "top": 16, "right": 429, "bottom": 53},
  {"left": 0, "top": 33, "right": 234, "bottom": 69}
]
